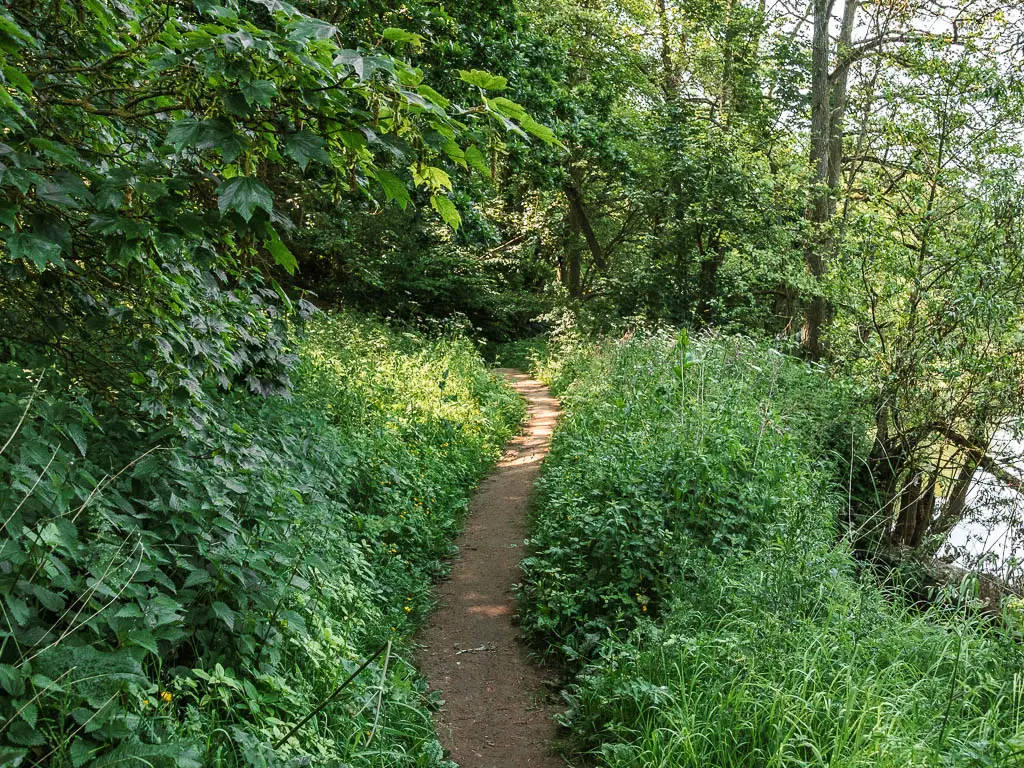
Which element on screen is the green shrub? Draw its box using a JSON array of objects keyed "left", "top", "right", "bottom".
[
  {"left": 518, "top": 331, "right": 858, "bottom": 661},
  {"left": 0, "top": 312, "right": 523, "bottom": 766},
  {"left": 519, "top": 331, "right": 1024, "bottom": 767}
]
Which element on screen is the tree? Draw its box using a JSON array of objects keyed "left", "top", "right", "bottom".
[{"left": 0, "top": 0, "right": 552, "bottom": 414}]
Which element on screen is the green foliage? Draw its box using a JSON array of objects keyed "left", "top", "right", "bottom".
[
  {"left": 291, "top": 202, "right": 553, "bottom": 343},
  {"left": 518, "top": 333, "right": 1024, "bottom": 766},
  {"left": 0, "top": 0, "right": 554, "bottom": 418},
  {"left": 519, "top": 331, "right": 859, "bottom": 660},
  {"left": 0, "top": 313, "right": 523, "bottom": 765}
]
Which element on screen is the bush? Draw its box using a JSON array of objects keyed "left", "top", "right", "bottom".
[
  {"left": 518, "top": 330, "right": 1024, "bottom": 767},
  {"left": 0, "top": 312, "right": 523, "bottom": 766}
]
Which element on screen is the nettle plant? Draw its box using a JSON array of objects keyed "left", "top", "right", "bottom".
[{"left": 0, "top": 315, "right": 522, "bottom": 765}]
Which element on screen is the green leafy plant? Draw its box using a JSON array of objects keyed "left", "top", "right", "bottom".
[
  {"left": 518, "top": 331, "right": 1024, "bottom": 767},
  {"left": 0, "top": 313, "right": 523, "bottom": 765}
]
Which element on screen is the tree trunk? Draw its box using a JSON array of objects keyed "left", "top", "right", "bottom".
[
  {"left": 565, "top": 248, "right": 582, "bottom": 298},
  {"left": 910, "top": 476, "right": 936, "bottom": 549},
  {"left": 827, "top": 0, "right": 858, "bottom": 194},
  {"left": 719, "top": 0, "right": 736, "bottom": 119},
  {"left": 926, "top": 457, "right": 979, "bottom": 555},
  {"left": 564, "top": 183, "right": 607, "bottom": 273},
  {"left": 656, "top": 0, "right": 679, "bottom": 99},
  {"left": 803, "top": 0, "right": 857, "bottom": 358},
  {"left": 801, "top": 0, "right": 835, "bottom": 359},
  {"left": 695, "top": 229, "right": 724, "bottom": 326},
  {"left": 560, "top": 207, "right": 583, "bottom": 299}
]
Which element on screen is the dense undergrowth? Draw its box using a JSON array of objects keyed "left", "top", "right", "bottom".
[
  {"left": 515, "top": 332, "right": 1024, "bottom": 767},
  {"left": 0, "top": 314, "right": 523, "bottom": 766}
]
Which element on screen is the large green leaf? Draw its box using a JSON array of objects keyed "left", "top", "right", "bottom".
[
  {"left": 383, "top": 28, "right": 424, "bottom": 47},
  {"left": 430, "top": 194, "right": 461, "bottom": 230},
  {"left": 265, "top": 227, "right": 297, "bottom": 274},
  {"left": 284, "top": 131, "right": 332, "bottom": 170},
  {"left": 464, "top": 145, "right": 490, "bottom": 177},
  {"left": 6, "top": 232, "right": 64, "bottom": 270},
  {"left": 412, "top": 165, "right": 452, "bottom": 192},
  {"left": 374, "top": 169, "right": 412, "bottom": 210},
  {"left": 287, "top": 18, "right": 336, "bottom": 41},
  {"left": 240, "top": 79, "right": 277, "bottom": 107},
  {"left": 217, "top": 177, "right": 273, "bottom": 222},
  {"left": 458, "top": 69, "right": 507, "bottom": 91}
]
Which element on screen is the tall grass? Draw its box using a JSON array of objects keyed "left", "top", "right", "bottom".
[{"left": 518, "top": 330, "right": 1024, "bottom": 767}]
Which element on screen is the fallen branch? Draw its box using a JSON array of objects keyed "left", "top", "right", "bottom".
[{"left": 454, "top": 642, "right": 496, "bottom": 655}]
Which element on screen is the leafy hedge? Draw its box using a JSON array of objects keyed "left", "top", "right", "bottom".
[
  {"left": 0, "top": 313, "right": 523, "bottom": 766},
  {"left": 518, "top": 331, "right": 1024, "bottom": 767}
]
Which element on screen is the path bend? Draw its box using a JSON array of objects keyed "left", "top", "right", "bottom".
[{"left": 418, "top": 370, "right": 561, "bottom": 768}]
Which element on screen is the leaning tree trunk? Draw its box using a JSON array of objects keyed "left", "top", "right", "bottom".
[
  {"left": 925, "top": 456, "right": 980, "bottom": 556},
  {"left": 564, "top": 182, "right": 607, "bottom": 274}
]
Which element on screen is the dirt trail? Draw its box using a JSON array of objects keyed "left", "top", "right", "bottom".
[{"left": 418, "top": 370, "right": 562, "bottom": 768}]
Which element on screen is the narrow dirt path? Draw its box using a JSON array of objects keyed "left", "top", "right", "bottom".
[{"left": 418, "top": 370, "right": 562, "bottom": 768}]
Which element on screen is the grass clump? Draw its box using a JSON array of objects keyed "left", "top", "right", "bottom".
[
  {"left": 518, "top": 330, "right": 1024, "bottom": 767},
  {"left": 0, "top": 312, "right": 523, "bottom": 766}
]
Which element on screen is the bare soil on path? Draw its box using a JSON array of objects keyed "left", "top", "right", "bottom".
[{"left": 418, "top": 370, "right": 562, "bottom": 768}]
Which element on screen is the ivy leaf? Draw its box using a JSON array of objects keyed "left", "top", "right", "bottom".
[
  {"left": 217, "top": 177, "right": 273, "bottom": 222},
  {"left": 458, "top": 69, "right": 507, "bottom": 91},
  {"left": 284, "top": 131, "right": 331, "bottom": 170},
  {"left": 374, "top": 169, "right": 412, "bottom": 210},
  {"left": 265, "top": 227, "right": 297, "bottom": 274},
  {"left": 430, "top": 194, "right": 461, "bottom": 231}
]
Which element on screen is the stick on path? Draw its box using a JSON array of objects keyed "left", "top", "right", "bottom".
[{"left": 418, "top": 370, "right": 562, "bottom": 768}]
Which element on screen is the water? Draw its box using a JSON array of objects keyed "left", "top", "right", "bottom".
[{"left": 941, "top": 428, "right": 1024, "bottom": 585}]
